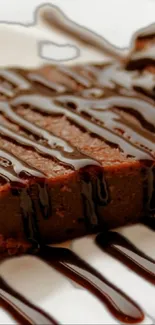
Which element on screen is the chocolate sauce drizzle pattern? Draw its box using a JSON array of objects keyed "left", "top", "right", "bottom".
[
  {"left": 0, "top": 53, "right": 154, "bottom": 239},
  {"left": 38, "top": 245, "right": 144, "bottom": 324},
  {"left": 96, "top": 231, "right": 155, "bottom": 285},
  {"left": 1, "top": 230, "right": 155, "bottom": 324},
  {"left": 1, "top": 21, "right": 155, "bottom": 325},
  {"left": 6, "top": 64, "right": 155, "bottom": 219}
]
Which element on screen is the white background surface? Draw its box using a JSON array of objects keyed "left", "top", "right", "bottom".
[
  {"left": 1, "top": 0, "right": 155, "bottom": 66},
  {"left": 0, "top": 0, "right": 155, "bottom": 48},
  {"left": 0, "top": 0, "right": 155, "bottom": 324}
]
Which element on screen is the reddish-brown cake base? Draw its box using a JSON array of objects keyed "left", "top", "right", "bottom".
[
  {"left": 0, "top": 160, "right": 145, "bottom": 256},
  {"left": 0, "top": 53, "right": 154, "bottom": 256}
]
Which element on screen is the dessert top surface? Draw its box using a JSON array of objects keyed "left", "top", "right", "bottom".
[
  {"left": 0, "top": 2, "right": 154, "bottom": 186},
  {"left": 0, "top": 53, "right": 155, "bottom": 184}
]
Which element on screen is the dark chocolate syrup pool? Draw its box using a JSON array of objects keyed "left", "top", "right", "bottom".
[{"left": 0, "top": 9, "right": 155, "bottom": 325}]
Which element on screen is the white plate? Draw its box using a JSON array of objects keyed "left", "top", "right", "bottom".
[{"left": 0, "top": 1, "right": 155, "bottom": 324}]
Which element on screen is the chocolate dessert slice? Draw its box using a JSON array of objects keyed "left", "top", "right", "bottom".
[{"left": 0, "top": 61, "right": 154, "bottom": 257}]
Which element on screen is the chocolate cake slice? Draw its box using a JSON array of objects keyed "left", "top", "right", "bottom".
[{"left": 0, "top": 59, "right": 154, "bottom": 257}]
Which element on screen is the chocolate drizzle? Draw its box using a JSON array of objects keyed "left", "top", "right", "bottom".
[
  {"left": 38, "top": 245, "right": 144, "bottom": 324},
  {"left": 11, "top": 92, "right": 154, "bottom": 160},
  {"left": 0, "top": 276, "right": 57, "bottom": 324},
  {"left": 9, "top": 68, "right": 155, "bottom": 219},
  {"left": 1, "top": 18, "right": 155, "bottom": 324},
  {"left": 0, "top": 147, "right": 44, "bottom": 179},
  {"left": 40, "top": 4, "right": 124, "bottom": 60},
  {"left": 96, "top": 231, "right": 155, "bottom": 284},
  {"left": 80, "top": 167, "right": 108, "bottom": 228},
  {"left": 27, "top": 72, "right": 67, "bottom": 94},
  {"left": 0, "top": 60, "right": 154, "bottom": 234},
  {"left": 1, "top": 230, "right": 155, "bottom": 324},
  {"left": 19, "top": 187, "right": 40, "bottom": 242}
]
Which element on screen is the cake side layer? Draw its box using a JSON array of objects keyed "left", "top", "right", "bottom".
[{"left": 0, "top": 160, "right": 145, "bottom": 256}]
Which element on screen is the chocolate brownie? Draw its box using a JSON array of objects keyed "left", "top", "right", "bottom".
[{"left": 0, "top": 54, "right": 154, "bottom": 256}]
